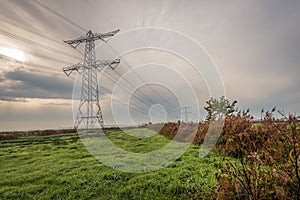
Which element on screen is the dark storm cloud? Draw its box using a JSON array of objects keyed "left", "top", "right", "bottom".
[
  {"left": 5, "top": 70, "right": 72, "bottom": 93},
  {"left": 0, "top": 70, "right": 73, "bottom": 100}
]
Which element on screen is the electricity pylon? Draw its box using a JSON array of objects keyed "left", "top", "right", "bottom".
[
  {"left": 62, "top": 30, "right": 120, "bottom": 130},
  {"left": 181, "top": 107, "right": 192, "bottom": 122}
]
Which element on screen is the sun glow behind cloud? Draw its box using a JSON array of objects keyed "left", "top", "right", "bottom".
[{"left": 0, "top": 46, "right": 26, "bottom": 62}]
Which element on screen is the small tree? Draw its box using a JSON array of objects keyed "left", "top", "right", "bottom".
[{"left": 204, "top": 96, "right": 237, "bottom": 120}]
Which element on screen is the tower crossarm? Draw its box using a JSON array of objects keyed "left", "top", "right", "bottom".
[
  {"left": 93, "top": 29, "right": 120, "bottom": 42},
  {"left": 94, "top": 59, "right": 120, "bottom": 70},
  {"left": 62, "top": 62, "right": 84, "bottom": 76},
  {"left": 64, "top": 29, "right": 120, "bottom": 49}
]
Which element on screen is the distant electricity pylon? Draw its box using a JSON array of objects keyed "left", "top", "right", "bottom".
[
  {"left": 181, "top": 107, "right": 192, "bottom": 122},
  {"left": 62, "top": 30, "right": 120, "bottom": 130}
]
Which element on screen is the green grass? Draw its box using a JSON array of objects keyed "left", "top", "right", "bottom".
[{"left": 0, "top": 129, "right": 229, "bottom": 199}]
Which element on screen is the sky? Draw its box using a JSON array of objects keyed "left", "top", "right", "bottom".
[{"left": 0, "top": 0, "right": 299, "bottom": 131}]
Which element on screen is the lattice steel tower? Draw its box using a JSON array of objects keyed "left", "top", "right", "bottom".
[{"left": 62, "top": 30, "right": 120, "bottom": 130}]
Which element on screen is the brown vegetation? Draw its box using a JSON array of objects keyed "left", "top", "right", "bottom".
[{"left": 147, "top": 110, "right": 300, "bottom": 199}]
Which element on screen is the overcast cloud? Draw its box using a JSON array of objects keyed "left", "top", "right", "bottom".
[{"left": 0, "top": 0, "right": 299, "bottom": 130}]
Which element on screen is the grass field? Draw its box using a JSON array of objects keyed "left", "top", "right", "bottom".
[{"left": 0, "top": 128, "right": 230, "bottom": 199}]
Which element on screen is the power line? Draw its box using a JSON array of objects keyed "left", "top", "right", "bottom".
[
  {"left": 31, "top": 0, "right": 87, "bottom": 32},
  {"left": 15, "top": 65, "right": 152, "bottom": 116},
  {"left": 0, "top": 43, "right": 73, "bottom": 65},
  {"left": 0, "top": 41, "right": 156, "bottom": 118},
  {"left": 0, "top": 38, "right": 179, "bottom": 120},
  {"left": 0, "top": 16, "right": 84, "bottom": 56},
  {"left": 0, "top": 41, "right": 166, "bottom": 118},
  {"left": 0, "top": 29, "right": 81, "bottom": 60},
  {"left": 6, "top": 1, "right": 180, "bottom": 121},
  {"left": 111, "top": 48, "right": 178, "bottom": 112},
  {"left": 31, "top": 0, "right": 179, "bottom": 117},
  {"left": 102, "top": 69, "right": 179, "bottom": 117},
  {"left": 86, "top": 1, "right": 179, "bottom": 113}
]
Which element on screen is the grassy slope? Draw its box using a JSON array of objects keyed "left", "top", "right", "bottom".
[{"left": 0, "top": 129, "right": 229, "bottom": 199}]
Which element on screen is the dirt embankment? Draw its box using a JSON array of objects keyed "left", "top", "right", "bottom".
[{"left": 0, "top": 129, "right": 76, "bottom": 140}]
